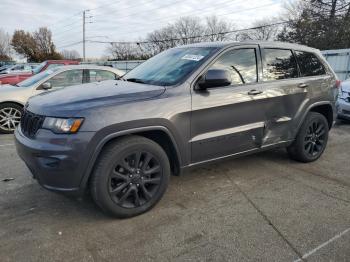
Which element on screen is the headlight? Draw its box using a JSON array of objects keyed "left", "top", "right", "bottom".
[
  {"left": 42, "top": 117, "right": 84, "bottom": 134},
  {"left": 339, "top": 87, "right": 347, "bottom": 99}
]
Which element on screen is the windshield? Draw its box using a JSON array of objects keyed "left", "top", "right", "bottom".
[
  {"left": 32, "top": 61, "right": 47, "bottom": 74},
  {"left": 124, "top": 47, "right": 218, "bottom": 86},
  {"left": 17, "top": 68, "right": 59, "bottom": 87}
]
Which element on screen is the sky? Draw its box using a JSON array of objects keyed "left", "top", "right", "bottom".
[{"left": 0, "top": 0, "right": 289, "bottom": 59}]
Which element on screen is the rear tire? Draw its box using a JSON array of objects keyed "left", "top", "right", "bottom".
[
  {"left": 90, "top": 136, "right": 170, "bottom": 218},
  {"left": 0, "top": 103, "right": 23, "bottom": 134},
  {"left": 287, "top": 112, "right": 329, "bottom": 162}
]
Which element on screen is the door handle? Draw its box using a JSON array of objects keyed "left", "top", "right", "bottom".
[
  {"left": 298, "top": 83, "right": 308, "bottom": 88},
  {"left": 248, "top": 89, "right": 263, "bottom": 95}
]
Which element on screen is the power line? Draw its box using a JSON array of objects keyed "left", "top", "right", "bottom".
[
  {"left": 88, "top": 0, "right": 248, "bottom": 33},
  {"left": 91, "top": 0, "right": 158, "bottom": 19},
  {"left": 88, "top": 1, "right": 280, "bottom": 39},
  {"left": 86, "top": 20, "right": 290, "bottom": 45},
  {"left": 56, "top": 20, "right": 289, "bottom": 49},
  {"left": 91, "top": 0, "right": 237, "bottom": 27},
  {"left": 57, "top": 41, "right": 83, "bottom": 49},
  {"left": 90, "top": 0, "right": 155, "bottom": 13},
  {"left": 47, "top": 11, "right": 82, "bottom": 29},
  {"left": 91, "top": 0, "right": 195, "bottom": 22}
]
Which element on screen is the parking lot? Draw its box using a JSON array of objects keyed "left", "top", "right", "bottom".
[{"left": 0, "top": 122, "right": 349, "bottom": 261}]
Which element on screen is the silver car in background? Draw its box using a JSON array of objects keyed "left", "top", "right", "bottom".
[
  {"left": 0, "top": 65, "right": 124, "bottom": 133},
  {"left": 337, "top": 78, "right": 350, "bottom": 120},
  {"left": 0, "top": 64, "right": 37, "bottom": 75}
]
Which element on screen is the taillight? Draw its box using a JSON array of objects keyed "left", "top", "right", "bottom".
[{"left": 335, "top": 80, "right": 341, "bottom": 88}]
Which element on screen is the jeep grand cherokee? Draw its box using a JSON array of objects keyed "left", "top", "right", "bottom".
[{"left": 15, "top": 41, "right": 339, "bottom": 218}]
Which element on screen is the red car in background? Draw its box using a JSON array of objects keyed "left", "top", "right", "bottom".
[{"left": 0, "top": 60, "right": 79, "bottom": 85}]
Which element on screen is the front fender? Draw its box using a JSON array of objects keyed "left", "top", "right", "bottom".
[{"left": 78, "top": 124, "right": 186, "bottom": 191}]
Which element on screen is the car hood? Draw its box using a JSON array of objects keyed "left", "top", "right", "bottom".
[
  {"left": 0, "top": 84, "right": 31, "bottom": 104},
  {"left": 341, "top": 80, "right": 350, "bottom": 92},
  {"left": 0, "top": 84, "right": 17, "bottom": 90},
  {"left": 27, "top": 80, "right": 166, "bottom": 116},
  {"left": 0, "top": 72, "right": 32, "bottom": 79}
]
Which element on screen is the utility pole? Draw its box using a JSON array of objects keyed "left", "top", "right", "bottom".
[
  {"left": 82, "top": 10, "right": 92, "bottom": 62},
  {"left": 83, "top": 10, "right": 86, "bottom": 62}
]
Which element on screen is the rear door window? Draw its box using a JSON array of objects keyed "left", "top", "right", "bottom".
[
  {"left": 262, "top": 49, "right": 298, "bottom": 81},
  {"left": 295, "top": 51, "right": 326, "bottom": 77},
  {"left": 209, "top": 48, "right": 258, "bottom": 85},
  {"left": 88, "top": 69, "right": 117, "bottom": 83}
]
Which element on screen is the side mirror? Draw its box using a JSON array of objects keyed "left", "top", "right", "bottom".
[
  {"left": 41, "top": 82, "right": 52, "bottom": 90},
  {"left": 197, "top": 69, "right": 231, "bottom": 90}
]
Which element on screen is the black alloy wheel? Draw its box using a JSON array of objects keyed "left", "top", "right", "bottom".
[
  {"left": 90, "top": 136, "right": 170, "bottom": 218},
  {"left": 287, "top": 112, "right": 329, "bottom": 163},
  {"left": 109, "top": 151, "right": 162, "bottom": 208},
  {"left": 303, "top": 120, "right": 327, "bottom": 157}
]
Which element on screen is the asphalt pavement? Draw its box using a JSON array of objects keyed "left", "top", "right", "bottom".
[{"left": 1, "top": 122, "right": 350, "bottom": 262}]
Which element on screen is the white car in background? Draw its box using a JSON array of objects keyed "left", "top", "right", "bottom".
[
  {"left": 337, "top": 78, "right": 350, "bottom": 121},
  {"left": 0, "top": 65, "right": 124, "bottom": 133}
]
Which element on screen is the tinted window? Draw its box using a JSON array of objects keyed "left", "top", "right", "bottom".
[
  {"left": 44, "top": 69, "right": 83, "bottom": 88},
  {"left": 263, "top": 49, "right": 298, "bottom": 81},
  {"left": 209, "top": 48, "right": 257, "bottom": 85},
  {"left": 295, "top": 51, "right": 326, "bottom": 76},
  {"left": 88, "top": 69, "right": 116, "bottom": 83}
]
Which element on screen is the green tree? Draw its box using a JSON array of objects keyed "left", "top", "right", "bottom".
[{"left": 278, "top": 0, "right": 350, "bottom": 49}]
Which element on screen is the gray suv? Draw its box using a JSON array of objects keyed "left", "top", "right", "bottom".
[{"left": 15, "top": 41, "right": 338, "bottom": 218}]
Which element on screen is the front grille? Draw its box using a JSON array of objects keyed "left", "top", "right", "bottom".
[{"left": 20, "top": 110, "right": 45, "bottom": 139}]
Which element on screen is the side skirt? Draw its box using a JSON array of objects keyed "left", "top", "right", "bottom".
[{"left": 181, "top": 140, "right": 293, "bottom": 172}]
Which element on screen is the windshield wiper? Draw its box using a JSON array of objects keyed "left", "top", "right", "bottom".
[{"left": 125, "top": 78, "right": 146, "bottom": 84}]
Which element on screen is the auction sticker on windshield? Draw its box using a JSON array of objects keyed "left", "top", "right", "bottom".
[{"left": 181, "top": 54, "right": 205, "bottom": 61}]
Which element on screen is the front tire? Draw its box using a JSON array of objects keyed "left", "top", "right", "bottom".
[
  {"left": 90, "top": 136, "right": 170, "bottom": 218},
  {"left": 287, "top": 112, "right": 329, "bottom": 162},
  {"left": 0, "top": 103, "right": 23, "bottom": 134}
]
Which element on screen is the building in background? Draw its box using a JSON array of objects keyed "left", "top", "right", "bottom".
[{"left": 322, "top": 49, "right": 350, "bottom": 81}]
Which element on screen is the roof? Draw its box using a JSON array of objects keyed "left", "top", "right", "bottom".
[
  {"left": 54, "top": 65, "right": 125, "bottom": 75},
  {"left": 178, "top": 41, "right": 319, "bottom": 53}
]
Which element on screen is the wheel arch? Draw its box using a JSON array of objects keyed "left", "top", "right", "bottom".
[
  {"left": 296, "top": 101, "right": 335, "bottom": 136},
  {"left": 80, "top": 126, "right": 183, "bottom": 191},
  {"left": 309, "top": 103, "right": 334, "bottom": 129},
  {"left": 0, "top": 101, "right": 25, "bottom": 109}
]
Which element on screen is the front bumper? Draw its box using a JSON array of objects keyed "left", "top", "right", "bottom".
[
  {"left": 15, "top": 127, "right": 95, "bottom": 196},
  {"left": 336, "top": 98, "right": 350, "bottom": 120}
]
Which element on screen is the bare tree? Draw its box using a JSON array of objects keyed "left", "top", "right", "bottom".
[
  {"left": 146, "top": 25, "right": 179, "bottom": 54},
  {"left": 174, "top": 17, "right": 205, "bottom": 45},
  {"left": 106, "top": 15, "right": 236, "bottom": 60},
  {"left": 144, "top": 15, "right": 233, "bottom": 56},
  {"left": 60, "top": 49, "right": 80, "bottom": 60},
  {"left": 12, "top": 27, "right": 62, "bottom": 62},
  {"left": 204, "top": 15, "right": 234, "bottom": 41},
  {"left": 236, "top": 18, "right": 281, "bottom": 41},
  {"left": 0, "top": 29, "right": 12, "bottom": 61},
  {"left": 106, "top": 43, "right": 146, "bottom": 60}
]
